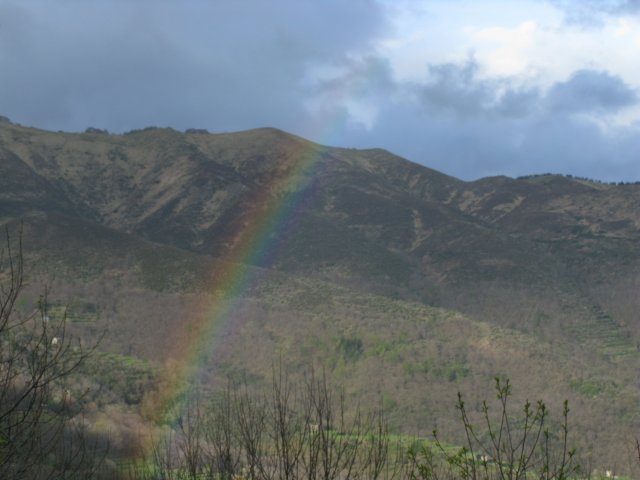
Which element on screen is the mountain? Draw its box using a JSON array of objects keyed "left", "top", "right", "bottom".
[{"left": 1, "top": 120, "right": 639, "bottom": 470}]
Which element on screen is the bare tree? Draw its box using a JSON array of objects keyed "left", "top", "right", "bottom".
[
  {"left": 128, "top": 364, "right": 404, "bottom": 480},
  {"left": 203, "top": 386, "right": 242, "bottom": 479},
  {"left": 0, "top": 226, "right": 105, "bottom": 479},
  {"left": 411, "top": 378, "right": 581, "bottom": 480},
  {"left": 268, "top": 362, "right": 309, "bottom": 480},
  {"left": 233, "top": 381, "right": 269, "bottom": 479}
]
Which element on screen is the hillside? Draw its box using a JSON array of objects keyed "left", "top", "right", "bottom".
[
  {"left": 1, "top": 120, "right": 639, "bottom": 471},
  {"left": 3, "top": 121, "right": 640, "bottom": 342}
]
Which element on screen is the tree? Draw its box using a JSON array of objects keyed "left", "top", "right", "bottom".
[
  {"left": 0, "top": 226, "right": 105, "bottom": 479},
  {"left": 128, "top": 364, "right": 406, "bottom": 480}
]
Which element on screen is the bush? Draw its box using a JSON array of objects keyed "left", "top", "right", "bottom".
[{"left": 410, "top": 378, "right": 580, "bottom": 480}]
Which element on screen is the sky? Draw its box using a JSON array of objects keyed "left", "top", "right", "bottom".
[{"left": 1, "top": 0, "right": 639, "bottom": 181}]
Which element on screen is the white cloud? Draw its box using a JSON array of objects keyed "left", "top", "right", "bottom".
[
  {"left": 376, "top": 1, "right": 640, "bottom": 129},
  {"left": 378, "top": 1, "right": 640, "bottom": 84},
  {"left": 468, "top": 21, "right": 539, "bottom": 76}
]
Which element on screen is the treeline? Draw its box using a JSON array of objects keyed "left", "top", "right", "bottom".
[
  {"left": 127, "top": 368, "right": 403, "bottom": 479},
  {"left": 517, "top": 173, "right": 640, "bottom": 186},
  {"left": 109, "top": 126, "right": 209, "bottom": 135},
  {"left": 121, "top": 372, "right": 589, "bottom": 480}
]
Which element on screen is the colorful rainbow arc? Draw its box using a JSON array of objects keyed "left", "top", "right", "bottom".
[{"left": 143, "top": 134, "right": 328, "bottom": 427}]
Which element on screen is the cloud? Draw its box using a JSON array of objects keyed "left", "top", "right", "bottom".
[
  {"left": 411, "top": 59, "right": 637, "bottom": 120},
  {"left": 468, "top": 21, "right": 538, "bottom": 76},
  {"left": 549, "top": 0, "right": 640, "bottom": 25},
  {"left": 330, "top": 61, "right": 640, "bottom": 181},
  {"left": 2, "top": 0, "right": 640, "bottom": 182},
  {"left": 302, "top": 55, "right": 397, "bottom": 130},
  {"left": 351, "top": 100, "right": 640, "bottom": 182},
  {"left": 414, "top": 58, "right": 540, "bottom": 118},
  {"left": 546, "top": 69, "right": 638, "bottom": 113},
  {"left": 0, "top": 0, "right": 389, "bottom": 133}
]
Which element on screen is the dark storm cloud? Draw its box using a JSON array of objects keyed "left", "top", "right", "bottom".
[
  {"left": 0, "top": 0, "right": 388, "bottom": 133},
  {"left": 414, "top": 60, "right": 637, "bottom": 120},
  {"left": 546, "top": 70, "right": 638, "bottom": 113},
  {"left": 415, "top": 58, "right": 540, "bottom": 118},
  {"left": 419, "top": 60, "right": 496, "bottom": 116}
]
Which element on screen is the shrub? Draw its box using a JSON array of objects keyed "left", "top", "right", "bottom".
[{"left": 410, "top": 378, "right": 580, "bottom": 480}]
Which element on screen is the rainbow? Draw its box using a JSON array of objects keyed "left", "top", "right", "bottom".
[
  {"left": 135, "top": 63, "right": 364, "bottom": 454},
  {"left": 142, "top": 133, "right": 329, "bottom": 427}
]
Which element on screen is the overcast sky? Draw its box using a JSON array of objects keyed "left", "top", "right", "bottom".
[{"left": 1, "top": 0, "right": 639, "bottom": 181}]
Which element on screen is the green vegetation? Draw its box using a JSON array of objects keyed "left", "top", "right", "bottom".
[
  {"left": 81, "top": 351, "right": 157, "bottom": 406},
  {"left": 337, "top": 335, "right": 364, "bottom": 361}
]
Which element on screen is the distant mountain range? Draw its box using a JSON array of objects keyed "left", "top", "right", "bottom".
[{"left": 1, "top": 119, "right": 639, "bottom": 470}]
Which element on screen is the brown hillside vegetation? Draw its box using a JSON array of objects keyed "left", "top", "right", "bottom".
[{"left": 1, "top": 120, "right": 640, "bottom": 474}]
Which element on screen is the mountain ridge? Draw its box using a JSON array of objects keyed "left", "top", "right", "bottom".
[
  {"left": 1, "top": 120, "right": 639, "bottom": 469},
  {"left": 2, "top": 120, "right": 640, "bottom": 309}
]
